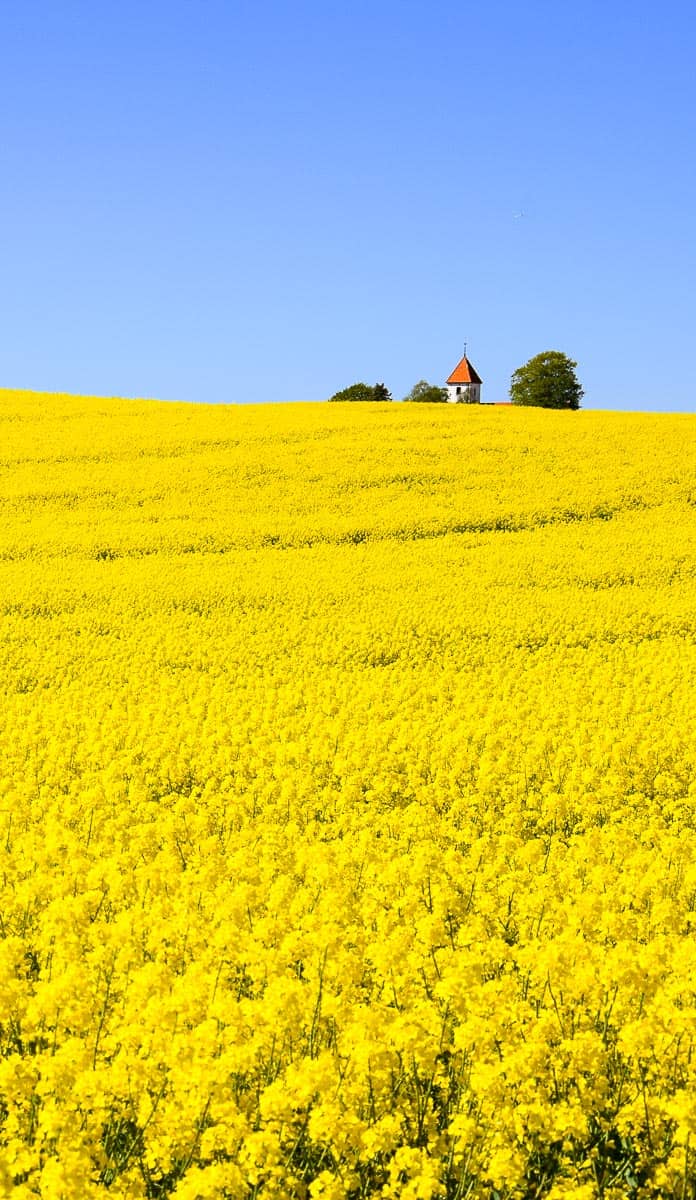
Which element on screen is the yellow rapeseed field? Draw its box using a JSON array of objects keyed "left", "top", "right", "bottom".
[{"left": 3, "top": 389, "right": 696, "bottom": 1200}]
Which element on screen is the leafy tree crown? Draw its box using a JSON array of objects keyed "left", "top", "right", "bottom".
[
  {"left": 509, "top": 351, "right": 583, "bottom": 410},
  {"left": 328, "top": 382, "right": 392, "bottom": 402},
  {"left": 403, "top": 380, "right": 448, "bottom": 403}
]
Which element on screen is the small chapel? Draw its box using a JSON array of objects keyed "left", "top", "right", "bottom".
[{"left": 445, "top": 353, "right": 482, "bottom": 404}]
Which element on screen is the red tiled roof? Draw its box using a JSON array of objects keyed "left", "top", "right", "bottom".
[{"left": 446, "top": 356, "right": 482, "bottom": 385}]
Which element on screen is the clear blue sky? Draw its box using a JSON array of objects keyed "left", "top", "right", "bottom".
[{"left": 1, "top": 1, "right": 695, "bottom": 409}]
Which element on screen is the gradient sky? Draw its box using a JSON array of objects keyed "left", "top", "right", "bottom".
[{"left": 1, "top": 1, "right": 695, "bottom": 409}]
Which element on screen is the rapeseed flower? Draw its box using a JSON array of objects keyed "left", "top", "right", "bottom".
[{"left": 2, "top": 390, "right": 696, "bottom": 1195}]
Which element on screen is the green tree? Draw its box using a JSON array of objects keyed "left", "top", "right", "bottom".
[
  {"left": 509, "top": 351, "right": 583, "bottom": 410},
  {"left": 403, "top": 379, "right": 448, "bottom": 403},
  {"left": 328, "top": 382, "right": 392, "bottom": 402}
]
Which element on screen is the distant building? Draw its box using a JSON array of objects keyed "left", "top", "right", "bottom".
[{"left": 445, "top": 354, "right": 482, "bottom": 404}]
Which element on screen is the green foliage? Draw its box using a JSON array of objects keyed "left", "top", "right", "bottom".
[
  {"left": 328, "top": 382, "right": 392, "bottom": 403},
  {"left": 328, "top": 383, "right": 374, "bottom": 403},
  {"left": 403, "top": 380, "right": 448, "bottom": 403},
  {"left": 510, "top": 351, "right": 583, "bottom": 410}
]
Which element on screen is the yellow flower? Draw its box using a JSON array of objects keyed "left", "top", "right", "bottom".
[{"left": 4, "top": 390, "right": 696, "bottom": 1195}]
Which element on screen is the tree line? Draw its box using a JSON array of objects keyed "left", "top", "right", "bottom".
[{"left": 328, "top": 351, "right": 583, "bottom": 409}]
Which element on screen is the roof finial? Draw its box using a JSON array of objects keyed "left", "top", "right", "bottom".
[{"left": 463, "top": 339, "right": 467, "bottom": 358}]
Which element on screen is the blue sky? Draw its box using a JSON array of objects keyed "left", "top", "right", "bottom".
[{"left": 1, "top": 0, "right": 694, "bottom": 409}]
